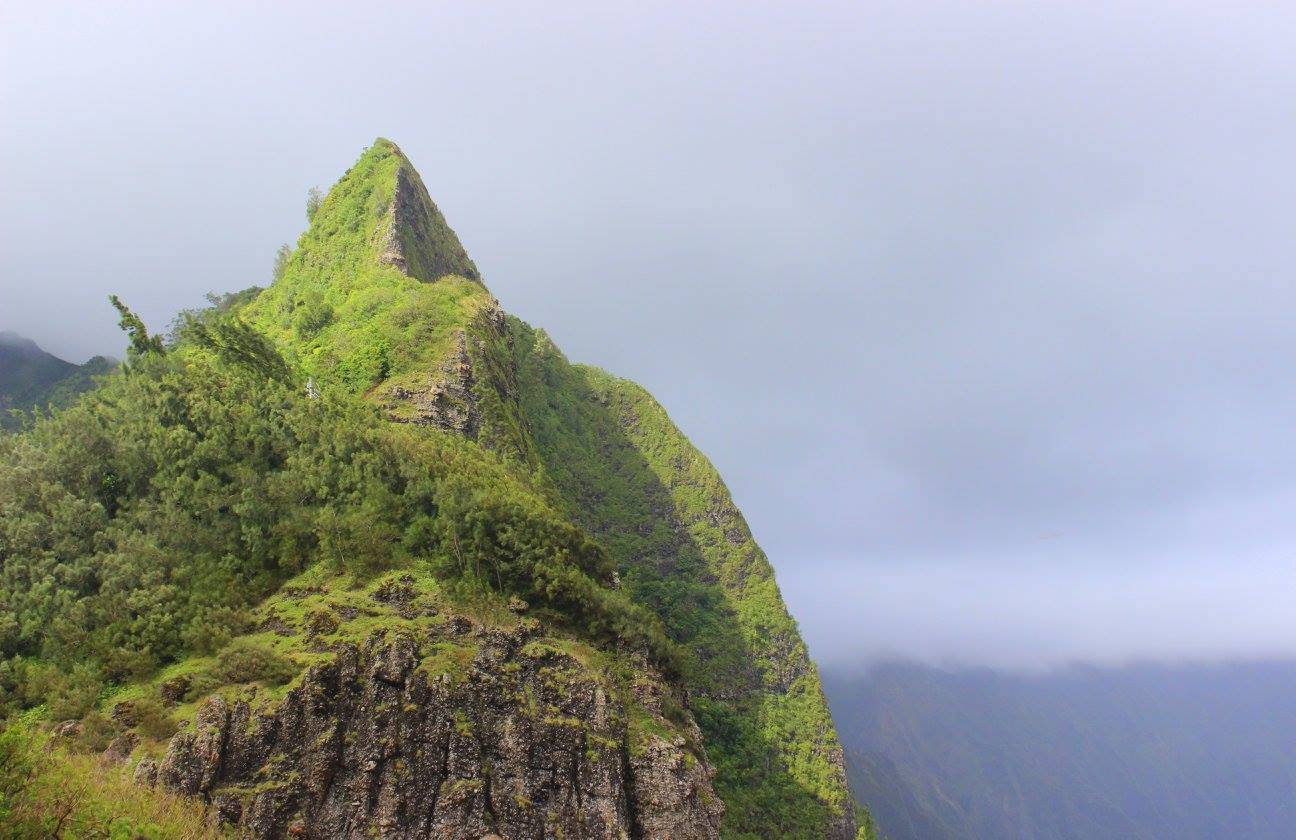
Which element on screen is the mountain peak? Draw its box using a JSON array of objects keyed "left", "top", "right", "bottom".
[
  {"left": 0, "top": 331, "right": 101, "bottom": 429},
  {"left": 246, "top": 141, "right": 496, "bottom": 396},
  {"left": 0, "top": 330, "right": 43, "bottom": 356},
  {"left": 326, "top": 139, "right": 481, "bottom": 284}
]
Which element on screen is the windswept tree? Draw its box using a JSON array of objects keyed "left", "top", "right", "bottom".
[
  {"left": 272, "top": 243, "right": 292, "bottom": 281},
  {"left": 108, "top": 294, "right": 164, "bottom": 367},
  {"left": 306, "top": 186, "right": 323, "bottom": 221},
  {"left": 181, "top": 311, "right": 295, "bottom": 386}
]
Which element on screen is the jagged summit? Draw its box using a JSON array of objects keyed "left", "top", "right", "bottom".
[
  {"left": 367, "top": 138, "right": 481, "bottom": 284},
  {"left": 285, "top": 137, "right": 480, "bottom": 288},
  {"left": 245, "top": 140, "right": 495, "bottom": 397}
]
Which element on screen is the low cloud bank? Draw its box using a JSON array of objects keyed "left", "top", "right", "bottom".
[{"left": 785, "top": 547, "right": 1296, "bottom": 671}]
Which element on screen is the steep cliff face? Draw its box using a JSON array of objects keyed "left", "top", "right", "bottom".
[
  {"left": 121, "top": 138, "right": 854, "bottom": 837},
  {"left": 510, "top": 330, "right": 855, "bottom": 838},
  {"left": 378, "top": 164, "right": 481, "bottom": 284},
  {"left": 149, "top": 629, "right": 719, "bottom": 839},
  {"left": 122, "top": 562, "right": 721, "bottom": 839}
]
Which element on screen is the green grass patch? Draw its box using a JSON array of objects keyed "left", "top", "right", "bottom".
[{"left": 0, "top": 720, "right": 222, "bottom": 838}]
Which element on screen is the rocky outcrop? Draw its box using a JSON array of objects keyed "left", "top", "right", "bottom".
[
  {"left": 383, "top": 301, "right": 536, "bottom": 464},
  {"left": 387, "top": 330, "right": 482, "bottom": 437},
  {"left": 376, "top": 148, "right": 481, "bottom": 284},
  {"left": 153, "top": 627, "right": 722, "bottom": 839}
]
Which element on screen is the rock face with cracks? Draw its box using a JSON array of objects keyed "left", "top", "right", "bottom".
[{"left": 152, "top": 628, "right": 723, "bottom": 839}]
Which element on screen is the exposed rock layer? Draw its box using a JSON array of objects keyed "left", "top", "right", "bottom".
[
  {"left": 377, "top": 156, "right": 481, "bottom": 284},
  {"left": 153, "top": 629, "right": 722, "bottom": 839},
  {"left": 386, "top": 330, "right": 483, "bottom": 437}
]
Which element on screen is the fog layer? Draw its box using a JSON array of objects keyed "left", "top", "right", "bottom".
[{"left": 4, "top": 1, "right": 1296, "bottom": 668}]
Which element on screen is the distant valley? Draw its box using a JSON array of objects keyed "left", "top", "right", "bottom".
[{"left": 825, "top": 660, "right": 1296, "bottom": 840}]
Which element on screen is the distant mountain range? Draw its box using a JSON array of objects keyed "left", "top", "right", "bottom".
[
  {"left": 0, "top": 331, "right": 115, "bottom": 429},
  {"left": 825, "top": 660, "right": 1296, "bottom": 840}
]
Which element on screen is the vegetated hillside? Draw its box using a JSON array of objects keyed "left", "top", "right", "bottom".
[
  {"left": 825, "top": 660, "right": 1296, "bottom": 840},
  {"left": 509, "top": 329, "right": 860, "bottom": 836},
  {"left": 0, "top": 139, "right": 862, "bottom": 839},
  {"left": 0, "top": 331, "right": 115, "bottom": 430}
]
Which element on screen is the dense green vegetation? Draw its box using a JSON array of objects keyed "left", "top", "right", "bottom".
[
  {"left": 0, "top": 307, "right": 675, "bottom": 722},
  {"left": 244, "top": 140, "right": 486, "bottom": 398},
  {"left": 0, "top": 138, "right": 859, "bottom": 837}
]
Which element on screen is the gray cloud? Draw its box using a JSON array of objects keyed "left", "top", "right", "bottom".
[{"left": 4, "top": 1, "right": 1296, "bottom": 668}]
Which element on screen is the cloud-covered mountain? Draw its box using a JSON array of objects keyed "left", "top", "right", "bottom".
[
  {"left": 826, "top": 661, "right": 1296, "bottom": 840},
  {"left": 0, "top": 331, "right": 115, "bottom": 429}
]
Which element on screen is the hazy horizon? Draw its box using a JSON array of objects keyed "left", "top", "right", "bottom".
[{"left": 6, "top": 1, "right": 1296, "bottom": 671}]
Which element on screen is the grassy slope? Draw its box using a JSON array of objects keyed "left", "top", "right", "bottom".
[
  {"left": 1, "top": 720, "right": 220, "bottom": 839},
  {"left": 104, "top": 561, "right": 701, "bottom": 782}
]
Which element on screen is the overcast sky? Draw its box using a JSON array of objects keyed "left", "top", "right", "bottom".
[{"left": 4, "top": 1, "right": 1296, "bottom": 670}]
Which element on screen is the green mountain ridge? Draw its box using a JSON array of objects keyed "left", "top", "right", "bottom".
[
  {"left": 0, "top": 139, "right": 862, "bottom": 838},
  {"left": 250, "top": 137, "right": 857, "bottom": 836},
  {"left": 0, "top": 331, "right": 116, "bottom": 430}
]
